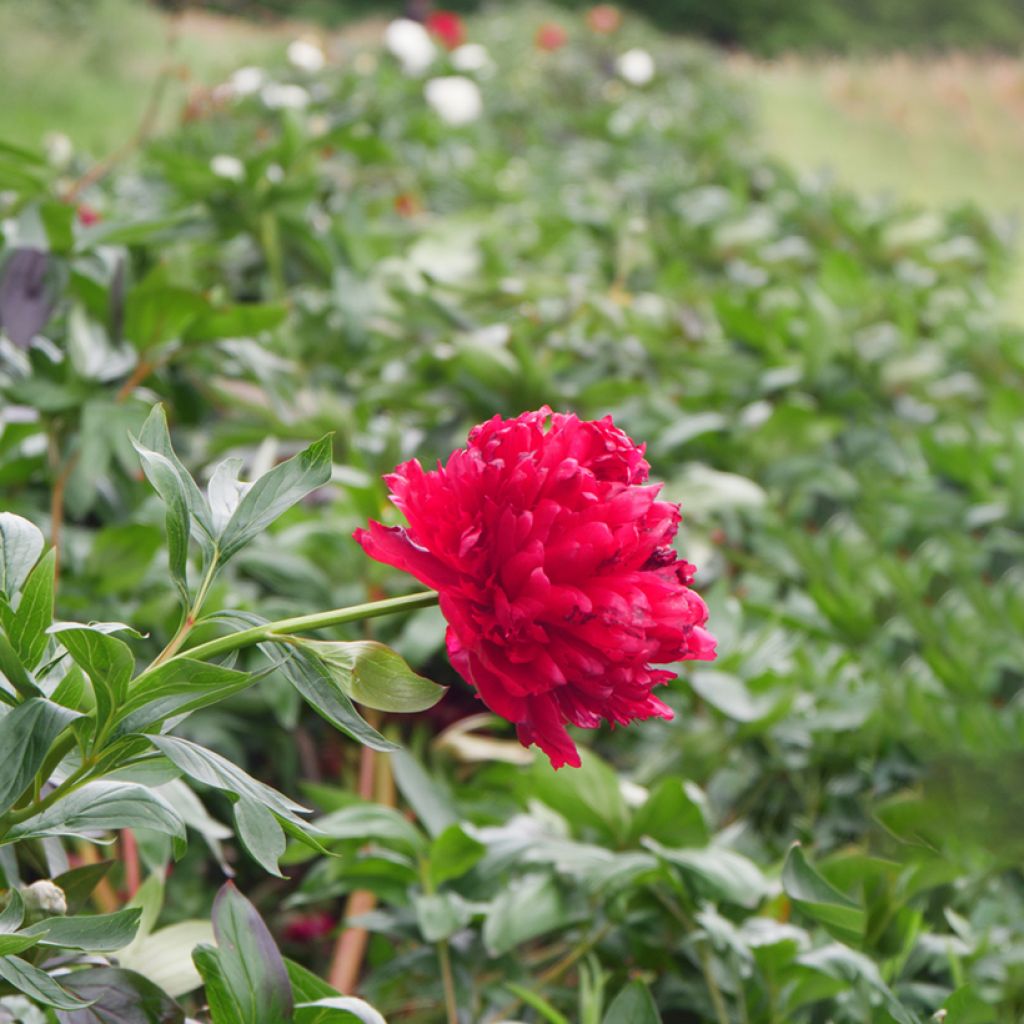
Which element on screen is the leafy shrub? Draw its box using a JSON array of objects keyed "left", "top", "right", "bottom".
[{"left": 1, "top": 8, "right": 1023, "bottom": 1022}]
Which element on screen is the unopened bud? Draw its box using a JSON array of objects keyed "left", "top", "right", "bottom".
[{"left": 21, "top": 880, "right": 67, "bottom": 918}]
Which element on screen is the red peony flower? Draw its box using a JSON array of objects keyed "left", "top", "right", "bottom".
[
  {"left": 426, "top": 10, "right": 466, "bottom": 50},
  {"left": 535, "top": 22, "right": 569, "bottom": 52},
  {"left": 586, "top": 4, "right": 622, "bottom": 33},
  {"left": 355, "top": 409, "right": 715, "bottom": 769}
]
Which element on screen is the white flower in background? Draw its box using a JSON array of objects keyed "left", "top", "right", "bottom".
[
  {"left": 43, "top": 132, "right": 73, "bottom": 168},
  {"left": 229, "top": 66, "right": 266, "bottom": 97},
  {"left": 424, "top": 75, "right": 483, "bottom": 125},
  {"left": 616, "top": 48, "right": 655, "bottom": 86},
  {"left": 261, "top": 82, "right": 310, "bottom": 110},
  {"left": 287, "top": 38, "right": 325, "bottom": 73},
  {"left": 384, "top": 19, "right": 437, "bottom": 76},
  {"left": 265, "top": 163, "right": 285, "bottom": 184},
  {"left": 210, "top": 154, "right": 244, "bottom": 182},
  {"left": 451, "top": 43, "right": 493, "bottom": 75}
]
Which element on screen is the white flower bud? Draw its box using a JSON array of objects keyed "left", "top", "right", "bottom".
[{"left": 21, "top": 880, "right": 67, "bottom": 917}]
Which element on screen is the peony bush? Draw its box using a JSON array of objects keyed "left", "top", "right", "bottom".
[{"left": 0, "top": 4, "right": 1021, "bottom": 1022}]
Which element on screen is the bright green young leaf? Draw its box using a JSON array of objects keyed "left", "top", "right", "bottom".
[
  {"left": 302, "top": 640, "right": 445, "bottom": 713},
  {"left": 278, "top": 648, "right": 398, "bottom": 752},
  {"left": 185, "top": 302, "right": 289, "bottom": 344},
  {"left": 215, "top": 434, "right": 332, "bottom": 563},
  {"left": 782, "top": 844, "right": 866, "bottom": 945},
  {"left": 0, "top": 512, "right": 44, "bottom": 599},
  {"left": 51, "top": 624, "right": 135, "bottom": 741},
  {"left": 211, "top": 882, "right": 293, "bottom": 1024},
  {"left": 503, "top": 984, "right": 571, "bottom": 1024},
  {"left": 0, "top": 933, "right": 43, "bottom": 956},
  {"left": 428, "top": 823, "right": 486, "bottom": 888},
  {"left": 0, "top": 630, "right": 42, "bottom": 698},
  {"left": 7, "top": 547, "right": 56, "bottom": 668},
  {"left": 0, "top": 698, "right": 80, "bottom": 816},
  {"left": 601, "top": 981, "right": 662, "bottom": 1024},
  {"left": 193, "top": 945, "right": 244, "bottom": 1024}
]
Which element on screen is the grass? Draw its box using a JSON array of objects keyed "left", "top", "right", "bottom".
[
  {"left": 731, "top": 53, "right": 1024, "bottom": 319},
  {"left": 0, "top": 0, "right": 285, "bottom": 154}
]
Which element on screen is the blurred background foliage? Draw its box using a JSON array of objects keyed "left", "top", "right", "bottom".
[{"left": 1, "top": 0, "right": 1024, "bottom": 1021}]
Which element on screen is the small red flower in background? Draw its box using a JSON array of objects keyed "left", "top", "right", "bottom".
[
  {"left": 76, "top": 204, "right": 101, "bottom": 226},
  {"left": 586, "top": 4, "right": 622, "bottom": 33},
  {"left": 283, "top": 910, "right": 335, "bottom": 943},
  {"left": 535, "top": 22, "right": 569, "bottom": 52},
  {"left": 426, "top": 10, "right": 465, "bottom": 50},
  {"left": 394, "top": 192, "right": 423, "bottom": 218},
  {"left": 355, "top": 409, "right": 716, "bottom": 769}
]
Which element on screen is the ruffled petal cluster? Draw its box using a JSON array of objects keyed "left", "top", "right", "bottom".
[{"left": 355, "top": 408, "right": 715, "bottom": 768}]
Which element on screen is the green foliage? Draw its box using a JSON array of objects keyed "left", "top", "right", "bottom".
[{"left": 1, "top": 6, "right": 1023, "bottom": 1023}]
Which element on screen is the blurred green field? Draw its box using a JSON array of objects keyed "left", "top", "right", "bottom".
[
  {"left": 2, "top": 1, "right": 1022, "bottom": 317},
  {"left": 0, "top": 0, "right": 284, "bottom": 152},
  {"left": 733, "top": 54, "right": 1024, "bottom": 318}
]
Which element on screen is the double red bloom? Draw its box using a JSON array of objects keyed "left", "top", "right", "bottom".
[{"left": 355, "top": 409, "right": 715, "bottom": 768}]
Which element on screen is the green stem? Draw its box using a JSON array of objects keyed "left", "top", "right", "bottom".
[
  {"left": 147, "top": 557, "right": 222, "bottom": 671},
  {"left": 138, "top": 591, "right": 439, "bottom": 680}
]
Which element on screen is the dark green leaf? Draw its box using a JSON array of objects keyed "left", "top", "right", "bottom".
[
  {"left": 601, "top": 981, "right": 662, "bottom": 1024},
  {"left": 211, "top": 882, "right": 293, "bottom": 1024},
  {"left": 115, "top": 659, "right": 252, "bottom": 734},
  {"left": 23, "top": 908, "right": 142, "bottom": 950},
  {"left": 4, "top": 781, "right": 185, "bottom": 844},
  {"left": 233, "top": 798, "right": 287, "bottom": 878},
  {"left": 782, "top": 844, "right": 866, "bottom": 945},
  {"left": 216, "top": 435, "right": 332, "bottom": 563},
  {"left": 0, "top": 955, "right": 91, "bottom": 1010},
  {"left": 0, "top": 698, "right": 80, "bottom": 816},
  {"left": 56, "top": 966, "right": 185, "bottom": 1023},
  {"left": 390, "top": 749, "right": 456, "bottom": 839},
  {"left": 643, "top": 840, "right": 768, "bottom": 908},
  {"left": 483, "top": 873, "right": 567, "bottom": 956},
  {"left": 429, "top": 824, "right": 486, "bottom": 888},
  {"left": 147, "top": 734, "right": 310, "bottom": 827}
]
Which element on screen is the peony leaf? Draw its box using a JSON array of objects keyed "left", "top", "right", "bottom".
[
  {"left": 300, "top": 639, "right": 446, "bottom": 714},
  {"left": 0, "top": 511, "right": 44, "bottom": 599}
]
